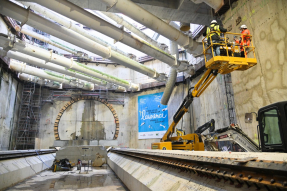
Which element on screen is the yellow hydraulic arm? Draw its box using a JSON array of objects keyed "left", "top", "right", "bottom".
[
  {"left": 160, "top": 69, "right": 218, "bottom": 143},
  {"left": 152, "top": 32, "right": 257, "bottom": 151}
]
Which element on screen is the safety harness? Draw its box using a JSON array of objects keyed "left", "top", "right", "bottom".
[{"left": 207, "top": 24, "right": 220, "bottom": 38}]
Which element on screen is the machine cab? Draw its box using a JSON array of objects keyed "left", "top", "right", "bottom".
[{"left": 257, "top": 101, "right": 287, "bottom": 152}]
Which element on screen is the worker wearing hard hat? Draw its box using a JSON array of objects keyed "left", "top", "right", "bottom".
[
  {"left": 235, "top": 25, "right": 251, "bottom": 57},
  {"left": 206, "top": 20, "right": 227, "bottom": 56}
]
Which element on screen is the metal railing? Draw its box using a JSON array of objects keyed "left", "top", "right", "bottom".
[{"left": 202, "top": 31, "right": 256, "bottom": 63}]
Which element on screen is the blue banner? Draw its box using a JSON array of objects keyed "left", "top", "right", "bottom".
[{"left": 138, "top": 92, "right": 168, "bottom": 139}]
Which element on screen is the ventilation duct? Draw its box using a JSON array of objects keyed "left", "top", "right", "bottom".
[
  {"left": 100, "top": 0, "right": 196, "bottom": 52},
  {"left": 20, "top": 2, "right": 130, "bottom": 58},
  {"left": 18, "top": 73, "right": 61, "bottom": 89},
  {"left": 9, "top": 60, "right": 94, "bottom": 90},
  {"left": 0, "top": 36, "right": 138, "bottom": 90},
  {"left": 101, "top": 12, "right": 164, "bottom": 52},
  {"left": 29, "top": 0, "right": 178, "bottom": 68},
  {"left": 161, "top": 38, "right": 179, "bottom": 105},
  {"left": 179, "top": 23, "right": 190, "bottom": 32},
  {"left": 1, "top": 48, "right": 126, "bottom": 92},
  {"left": 0, "top": 0, "right": 166, "bottom": 83}
]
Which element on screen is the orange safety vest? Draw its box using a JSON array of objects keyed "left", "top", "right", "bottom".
[
  {"left": 235, "top": 39, "right": 243, "bottom": 51},
  {"left": 236, "top": 29, "right": 251, "bottom": 51},
  {"left": 241, "top": 29, "right": 251, "bottom": 46}
]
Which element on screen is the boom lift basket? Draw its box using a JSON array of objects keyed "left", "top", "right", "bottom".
[{"left": 202, "top": 32, "right": 257, "bottom": 74}]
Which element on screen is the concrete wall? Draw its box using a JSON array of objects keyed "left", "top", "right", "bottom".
[
  {"left": 6, "top": 1, "right": 287, "bottom": 150},
  {"left": 38, "top": 74, "right": 229, "bottom": 149},
  {"left": 0, "top": 17, "right": 23, "bottom": 151},
  {"left": 222, "top": 0, "right": 287, "bottom": 142},
  {"left": 108, "top": 152, "right": 248, "bottom": 191},
  {"left": 37, "top": 0, "right": 287, "bottom": 149},
  {"left": 0, "top": 153, "right": 55, "bottom": 191},
  {"left": 191, "top": 74, "right": 230, "bottom": 131},
  {"left": 0, "top": 68, "right": 23, "bottom": 150}
]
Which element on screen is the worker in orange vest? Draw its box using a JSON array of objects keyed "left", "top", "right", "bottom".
[{"left": 235, "top": 25, "right": 251, "bottom": 57}]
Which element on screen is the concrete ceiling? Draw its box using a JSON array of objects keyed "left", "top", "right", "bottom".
[{"left": 67, "top": 0, "right": 213, "bottom": 26}]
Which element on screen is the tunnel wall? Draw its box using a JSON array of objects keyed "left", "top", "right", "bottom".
[
  {"left": 38, "top": 73, "right": 229, "bottom": 149},
  {"left": 221, "top": 0, "right": 287, "bottom": 142},
  {"left": 0, "top": 17, "right": 23, "bottom": 151},
  {"left": 13, "top": 0, "right": 287, "bottom": 149}
]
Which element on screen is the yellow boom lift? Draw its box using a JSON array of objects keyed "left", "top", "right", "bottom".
[{"left": 152, "top": 32, "right": 257, "bottom": 151}]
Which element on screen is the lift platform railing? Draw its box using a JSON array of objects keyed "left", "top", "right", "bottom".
[
  {"left": 203, "top": 31, "right": 256, "bottom": 58},
  {"left": 202, "top": 32, "right": 257, "bottom": 75}
]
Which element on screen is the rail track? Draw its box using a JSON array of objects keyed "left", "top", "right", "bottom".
[
  {"left": 111, "top": 149, "right": 287, "bottom": 190},
  {"left": 0, "top": 149, "right": 56, "bottom": 160}
]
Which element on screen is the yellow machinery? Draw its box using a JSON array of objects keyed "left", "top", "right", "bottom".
[
  {"left": 151, "top": 32, "right": 257, "bottom": 151},
  {"left": 176, "top": 129, "right": 185, "bottom": 136}
]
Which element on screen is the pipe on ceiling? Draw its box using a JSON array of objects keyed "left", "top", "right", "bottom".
[
  {"left": 3, "top": 48, "right": 126, "bottom": 92},
  {"left": 101, "top": 12, "right": 164, "bottom": 52},
  {"left": 0, "top": 36, "right": 138, "bottom": 90},
  {"left": 19, "top": 27, "right": 78, "bottom": 55},
  {"left": 179, "top": 23, "right": 190, "bottom": 32},
  {"left": 161, "top": 68, "right": 177, "bottom": 105},
  {"left": 20, "top": 2, "right": 130, "bottom": 58},
  {"left": 9, "top": 59, "right": 94, "bottom": 90},
  {"left": 18, "top": 73, "right": 62, "bottom": 89},
  {"left": 161, "top": 38, "right": 179, "bottom": 105},
  {"left": 100, "top": 0, "right": 196, "bottom": 51},
  {"left": 31, "top": 0, "right": 178, "bottom": 68},
  {"left": 0, "top": 0, "right": 166, "bottom": 84}
]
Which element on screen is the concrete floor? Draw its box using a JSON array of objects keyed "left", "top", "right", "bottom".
[{"left": 6, "top": 164, "right": 128, "bottom": 191}]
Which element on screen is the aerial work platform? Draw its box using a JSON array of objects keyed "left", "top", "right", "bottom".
[
  {"left": 151, "top": 31, "right": 259, "bottom": 151},
  {"left": 205, "top": 56, "right": 257, "bottom": 74},
  {"left": 203, "top": 31, "right": 257, "bottom": 74}
]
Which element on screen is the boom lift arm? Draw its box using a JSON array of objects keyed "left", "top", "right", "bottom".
[
  {"left": 161, "top": 69, "right": 219, "bottom": 143},
  {"left": 152, "top": 32, "right": 257, "bottom": 151}
]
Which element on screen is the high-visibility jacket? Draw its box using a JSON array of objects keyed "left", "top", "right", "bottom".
[
  {"left": 236, "top": 29, "right": 251, "bottom": 51},
  {"left": 241, "top": 29, "right": 251, "bottom": 46},
  {"left": 235, "top": 39, "right": 244, "bottom": 51},
  {"left": 206, "top": 24, "right": 221, "bottom": 39}
]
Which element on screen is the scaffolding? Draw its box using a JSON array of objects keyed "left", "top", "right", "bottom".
[
  {"left": 16, "top": 82, "right": 42, "bottom": 149},
  {"left": 224, "top": 73, "right": 237, "bottom": 125},
  {"left": 42, "top": 88, "right": 125, "bottom": 106}
]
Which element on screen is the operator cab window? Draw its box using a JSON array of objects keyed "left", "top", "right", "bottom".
[{"left": 262, "top": 109, "right": 282, "bottom": 145}]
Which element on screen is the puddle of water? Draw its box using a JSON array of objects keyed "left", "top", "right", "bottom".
[{"left": 6, "top": 165, "right": 128, "bottom": 191}]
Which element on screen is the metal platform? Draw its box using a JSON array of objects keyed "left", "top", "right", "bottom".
[{"left": 206, "top": 56, "right": 257, "bottom": 74}]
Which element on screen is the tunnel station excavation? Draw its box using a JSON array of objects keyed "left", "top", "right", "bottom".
[{"left": 0, "top": 0, "right": 286, "bottom": 191}]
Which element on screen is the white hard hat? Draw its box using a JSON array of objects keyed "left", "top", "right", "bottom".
[
  {"left": 240, "top": 25, "right": 247, "bottom": 29},
  {"left": 211, "top": 20, "right": 217, "bottom": 24}
]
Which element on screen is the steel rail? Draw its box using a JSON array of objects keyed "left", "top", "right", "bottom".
[
  {"left": 111, "top": 149, "right": 287, "bottom": 190},
  {"left": 0, "top": 149, "right": 56, "bottom": 160}
]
